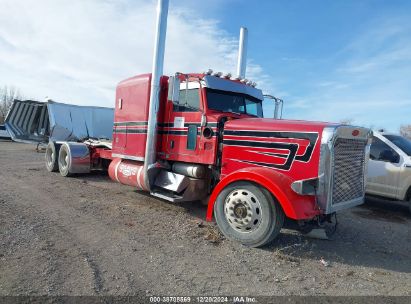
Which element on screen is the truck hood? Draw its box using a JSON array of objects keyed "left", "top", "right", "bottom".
[
  {"left": 224, "top": 118, "right": 337, "bottom": 133},
  {"left": 222, "top": 118, "right": 333, "bottom": 178}
]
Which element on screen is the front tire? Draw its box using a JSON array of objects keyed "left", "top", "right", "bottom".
[{"left": 214, "top": 182, "right": 284, "bottom": 248}]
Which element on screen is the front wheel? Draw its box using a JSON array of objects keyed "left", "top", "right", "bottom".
[{"left": 214, "top": 182, "right": 284, "bottom": 248}]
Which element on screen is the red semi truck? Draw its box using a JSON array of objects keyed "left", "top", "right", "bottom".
[{"left": 43, "top": 0, "right": 371, "bottom": 247}]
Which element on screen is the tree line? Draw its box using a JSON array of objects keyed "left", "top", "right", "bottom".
[
  {"left": 0, "top": 86, "right": 23, "bottom": 124},
  {"left": 400, "top": 125, "right": 411, "bottom": 139}
]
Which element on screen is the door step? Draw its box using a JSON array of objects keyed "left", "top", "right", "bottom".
[{"left": 151, "top": 187, "right": 183, "bottom": 203}]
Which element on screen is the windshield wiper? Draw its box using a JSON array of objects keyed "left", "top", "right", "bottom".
[{"left": 245, "top": 113, "right": 259, "bottom": 117}]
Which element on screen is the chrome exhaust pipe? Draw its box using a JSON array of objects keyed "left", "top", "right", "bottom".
[
  {"left": 144, "top": 0, "right": 169, "bottom": 191},
  {"left": 236, "top": 27, "right": 248, "bottom": 79}
]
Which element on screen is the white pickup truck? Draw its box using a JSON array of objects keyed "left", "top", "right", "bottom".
[{"left": 366, "top": 131, "right": 411, "bottom": 213}]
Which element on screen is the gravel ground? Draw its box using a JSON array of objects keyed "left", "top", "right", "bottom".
[{"left": 0, "top": 140, "right": 410, "bottom": 297}]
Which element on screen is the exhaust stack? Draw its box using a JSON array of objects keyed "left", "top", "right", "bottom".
[
  {"left": 236, "top": 27, "right": 248, "bottom": 79},
  {"left": 144, "top": 0, "right": 169, "bottom": 191}
]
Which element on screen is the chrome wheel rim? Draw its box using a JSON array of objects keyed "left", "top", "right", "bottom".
[
  {"left": 224, "top": 189, "right": 262, "bottom": 233},
  {"left": 45, "top": 147, "right": 54, "bottom": 167},
  {"left": 59, "top": 148, "right": 69, "bottom": 171}
]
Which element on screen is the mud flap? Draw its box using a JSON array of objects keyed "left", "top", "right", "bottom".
[
  {"left": 300, "top": 213, "right": 338, "bottom": 240},
  {"left": 304, "top": 229, "right": 330, "bottom": 240}
]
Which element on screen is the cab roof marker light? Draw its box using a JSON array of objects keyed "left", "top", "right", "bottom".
[
  {"left": 251, "top": 82, "right": 257, "bottom": 87},
  {"left": 224, "top": 73, "right": 232, "bottom": 79},
  {"left": 241, "top": 78, "right": 248, "bottom": 83},
  {"left": 205, "top": 69, "right": 213, "bottom": 75},
  {"left": 213, "top": 71, "right": 222, "bottom": 77}
]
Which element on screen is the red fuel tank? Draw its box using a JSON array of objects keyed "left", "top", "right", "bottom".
[{"left": 108, "top": 158, "right": 146, "bottom": 190}]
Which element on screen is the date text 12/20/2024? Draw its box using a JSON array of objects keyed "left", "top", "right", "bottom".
[{"left": 149, "top": 296, "right": 257, "bottom": 303}]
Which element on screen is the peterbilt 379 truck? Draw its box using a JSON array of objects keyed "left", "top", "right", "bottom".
[{"left": 42, "top": 0, "right": 371, "bottom": 247}]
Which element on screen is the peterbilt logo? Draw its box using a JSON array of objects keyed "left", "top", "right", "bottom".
[{"left": 118, "top": 164, "right": 138, "bottom": 177}]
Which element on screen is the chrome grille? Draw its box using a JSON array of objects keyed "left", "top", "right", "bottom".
[{"left": 331, "top": 138, "right": 366, "bottom": 205}]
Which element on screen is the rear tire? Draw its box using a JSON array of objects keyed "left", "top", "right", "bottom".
[
  {"left": 45, "top": 142, "right": 60, "bottom": 172},
  {"left": 214, "top": 181, "right": 284, "bottom": 248},
  {"left": 58, "top": 143, "right": 72, "bottom": 177}
]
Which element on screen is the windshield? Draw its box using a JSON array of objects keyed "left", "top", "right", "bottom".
[
  {"left": 206, "top": 88, "right": 263, "bottom": 117},
  {"left": 383, "top": 135, "right": 411, "bottom": 156}
]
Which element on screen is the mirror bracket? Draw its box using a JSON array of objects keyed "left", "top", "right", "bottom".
[{"left": 263, "top": 94, "right": 283, "bottom": 119}]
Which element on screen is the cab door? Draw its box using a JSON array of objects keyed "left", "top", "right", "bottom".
[
  {"left": 164, "top": 81, "right": 203, "bottom": 163},
  {"left": 367, "top": 136, "right": 401, "bottom": 198}
]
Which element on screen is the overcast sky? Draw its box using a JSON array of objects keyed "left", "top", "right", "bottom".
[{"left": 0, "top": 0, "right": 410, "bottom": 131}]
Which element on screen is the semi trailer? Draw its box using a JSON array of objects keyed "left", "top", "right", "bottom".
[
  {"left": 5, "top": 99, "right": 114, "bottom": 144},
  {"left": 42, "top": 0, "right": 371, "bottom": 247}
]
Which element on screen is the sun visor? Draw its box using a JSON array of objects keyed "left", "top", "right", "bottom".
[{"left": 203, "top": 75, "right": 264, "bottom": 101}]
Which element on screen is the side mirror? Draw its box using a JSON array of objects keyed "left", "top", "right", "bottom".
[
  {"left": 168, "top": 76, "right": 180, "bottom": 103},
  {"left": 263, "top": 94, "right": 283, "bottom": 119},
  {"left": 273, "top": 99, "right": 283, "bottom": 119},
  {"left": 379, "top": 149, "right": 400, "bottom": 163}
]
